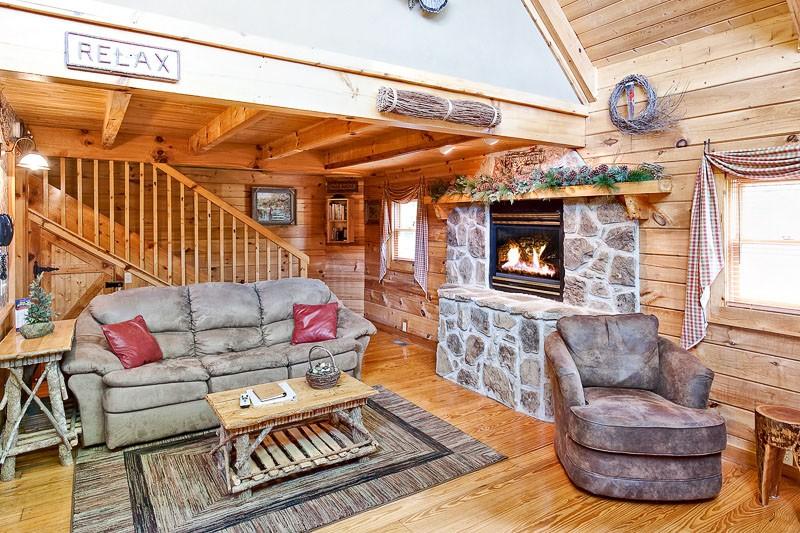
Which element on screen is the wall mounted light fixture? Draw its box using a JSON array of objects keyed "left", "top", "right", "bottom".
[{"left": 1, "top": 134, "right": 49, "bottom": 171}]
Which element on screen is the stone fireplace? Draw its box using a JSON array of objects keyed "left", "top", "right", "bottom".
[{"left": 437, "top": 196, "right": 640, "bottom": 422}]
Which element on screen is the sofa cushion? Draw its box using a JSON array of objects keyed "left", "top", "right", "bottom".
[
  {"left": 291, "top": 302, "right": 338, "bottom": 344},
  {"left": 199, "top": 346, "right": 288, "bottom": 377},
  {"left": 208, "top": 367, "right": 288, "bottom": 393},
  {"left": 282, "top": 337, "right": 359, "bottom": 365},
  {"left": 194, "top": 327, "right": 265, "bottom": 357},
  {"left": 189, "top": 283, "right": 262, "bottom": 331},
  {"left": 288, "top": 351, "right": 358, "bottom": 378},
  {"left": 89, "top": 286, "right": 192, "bottom": 333},
  {"left": 102, "top": 357, "right": 209, "bottom": 387},
  {"left": 557, "top": 314, "right": 660, "bottom": 390},
  {"left": 254, "top": 278, "right": 334, "bottom": 325},
  {"left": 263, "top": 319, "right": 294, "bottom": 347},
  {"left": 151, "top": 331, "right": 196, "bottom": 359},
  {"left": 103, "top": 381, "right": 208, "bottom": 413},
  {"left": 569, "top": 388, "right": 727, "bottom": 456}
]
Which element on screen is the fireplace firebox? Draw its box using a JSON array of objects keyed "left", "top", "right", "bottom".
[{"left": 489, "top": 199, "right": 564, "bottom": 300}]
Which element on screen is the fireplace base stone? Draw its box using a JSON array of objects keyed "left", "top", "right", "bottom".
[{"left": 436, "top": 285, "right": 595, "bottom": 422}]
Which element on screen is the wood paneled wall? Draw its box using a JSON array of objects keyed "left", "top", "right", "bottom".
[{"left": 579, "top": 13, "right": 800, "bottom": 453}]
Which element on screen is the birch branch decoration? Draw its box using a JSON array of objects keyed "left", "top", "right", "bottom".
[{"left": 377, "top": 86, "right": 502, "bottom": 128}]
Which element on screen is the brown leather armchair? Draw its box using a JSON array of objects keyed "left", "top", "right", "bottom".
[{"left": 545, "top": 313, "right": 726, "bottom": 501}]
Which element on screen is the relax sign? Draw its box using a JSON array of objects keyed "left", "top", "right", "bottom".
[{"left": 65, "top": 33, "right": 180, "bottom": 82}]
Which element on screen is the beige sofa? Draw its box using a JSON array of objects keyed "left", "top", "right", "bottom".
[{"left": 62, "top": 278, "right": 376, "bottom": 449}]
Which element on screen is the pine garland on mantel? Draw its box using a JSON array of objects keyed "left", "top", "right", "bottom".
[{"left": 431, "top": 162, "right": 665, "bottom": 203}]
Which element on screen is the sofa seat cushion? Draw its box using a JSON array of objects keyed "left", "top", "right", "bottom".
[
  {"left": 103, "top": 381, "right": 208, "bottom": 413},
  {"left": 288, "top": 350, "right": 358, "bottom": 378},
  {"left": 569, "top": 388, "right": 727, "bottom": 456},
  {"left": 199, "top": 346, "right": 288, "bottom": 377},
  {"left": 282, "top": 337, "right": 359, "bottom": 365},
  {"left": 102, "top": 357, "right": 209, "bottom": 387}
]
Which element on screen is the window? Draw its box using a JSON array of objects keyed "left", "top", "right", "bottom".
[
  {"left": 392, "top": 200, "right": 417, "bottom": 262},
  {"left": 727, "top": 178, "right": 800, "bottom": 313}
]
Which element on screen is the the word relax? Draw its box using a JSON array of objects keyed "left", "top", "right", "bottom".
[{"left": 65, "top": 33, "right": 180, "bottom": 83}]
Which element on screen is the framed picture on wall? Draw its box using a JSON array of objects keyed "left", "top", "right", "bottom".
[
  {"left": 251, "top": 187, "right": 297, "bottom": 225},
  {"left": 365, "top": 199, "right": 381, "bottom": 224}
]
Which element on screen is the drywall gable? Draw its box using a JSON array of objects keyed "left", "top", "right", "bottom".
[{"left": 99, "top": 0, "right": 579, "bottom": 103}]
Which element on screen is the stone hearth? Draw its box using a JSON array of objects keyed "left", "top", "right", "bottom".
[{"left": 438, "top": 197, "right": 641, "bottom": 422}]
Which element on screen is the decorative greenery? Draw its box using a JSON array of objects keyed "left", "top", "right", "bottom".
[
  {"left": 436, "top": 163, "right": 664, "bottom": 204},
  {"left": 26, "top": 273, "right": 54, "bottom": 325},
  {"left": 428, "top": 179, "right": 450, "bottom": 202}
]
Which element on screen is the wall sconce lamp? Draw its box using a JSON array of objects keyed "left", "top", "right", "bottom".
[{"left": 1, "top": 134, "right": 49, "bottom": 171}]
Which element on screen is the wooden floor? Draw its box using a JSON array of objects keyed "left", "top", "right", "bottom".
[{"left": 1, "top": 331, "right": 799, "bottom": 532}]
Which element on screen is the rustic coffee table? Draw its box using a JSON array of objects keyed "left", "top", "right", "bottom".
[{"left": 206, "top": 374, "right": 378, "bottom": 496}]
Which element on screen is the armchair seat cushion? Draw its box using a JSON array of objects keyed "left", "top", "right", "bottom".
[
  {"left": 569, "top": 388, "right": 726, "bottom": 456},
  {"left": 102, "top": 357, "right": 209, "bottom": 387}
]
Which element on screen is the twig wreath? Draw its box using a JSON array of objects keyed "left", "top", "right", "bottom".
[{"left": 609, "top": 74, "right": 683, "bottom": 135}]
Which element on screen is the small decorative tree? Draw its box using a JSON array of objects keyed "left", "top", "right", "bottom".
[{"left": 20, "top": 273, "right": 55, "bottom": 338}]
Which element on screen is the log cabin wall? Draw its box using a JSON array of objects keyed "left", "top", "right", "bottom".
[{"left": 576, "top": 10, "right": 800, "bottom": 455}]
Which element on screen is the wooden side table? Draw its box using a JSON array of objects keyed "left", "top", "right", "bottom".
[
  {"left": 0, "top": 319, "right": 79, "bottom": 481},
  {"left": 755, "top": 404, "right": 800, "bottom": 506}
]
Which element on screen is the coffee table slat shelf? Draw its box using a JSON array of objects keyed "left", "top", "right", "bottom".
[{"left": 206, "top": 374, "right": 378, "bottom": 495}]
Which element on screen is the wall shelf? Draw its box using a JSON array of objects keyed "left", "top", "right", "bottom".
[
  {"left": 326, "top": 197, "right": 352, "bottom": 244},
  {"left": 425, "top": 178, "right": 672, "bottom": 221}
]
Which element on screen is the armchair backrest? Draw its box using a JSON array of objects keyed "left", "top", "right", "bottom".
[{"left": 556, "top": 313, "right": 660, "bottom": 390}]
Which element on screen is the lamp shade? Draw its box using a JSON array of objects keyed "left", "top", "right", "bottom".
[{"left": 18, "top": 152, "right": 49, "bottom": 171}]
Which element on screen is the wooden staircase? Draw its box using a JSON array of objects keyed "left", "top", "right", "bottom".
[{"left": 23, "top": 157, "right": 309, "bottom": 292}]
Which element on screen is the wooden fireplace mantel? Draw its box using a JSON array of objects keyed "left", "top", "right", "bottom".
[{"left": 425, "top": 178, "right": 673, "bottom": 221}]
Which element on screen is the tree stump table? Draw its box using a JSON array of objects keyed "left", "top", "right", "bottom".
[
  {"left": 755, "top": 405, "right": 800, "bottom": 506},
  {"left": 0, "top": 319, "right": 79, "bottom": 481},
  {"left": 206, "top": 374, "right": 378, "bottom": 497}
]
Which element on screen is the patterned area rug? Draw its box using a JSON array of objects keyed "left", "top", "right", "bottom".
[{"left": 72, "top": 386, "right": 505, "bottom": 532}]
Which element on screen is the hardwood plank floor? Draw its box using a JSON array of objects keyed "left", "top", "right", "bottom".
[{"left": 1, "top": 331, "right": 798, "bottom": 532}]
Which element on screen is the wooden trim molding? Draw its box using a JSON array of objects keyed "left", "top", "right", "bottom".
[{"left": 520, "top": 0, "right": 597, "bottom": 104}]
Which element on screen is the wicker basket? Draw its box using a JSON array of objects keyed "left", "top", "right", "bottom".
[{"left": 305, "top": 345, "right": 341, "bottom": 389}]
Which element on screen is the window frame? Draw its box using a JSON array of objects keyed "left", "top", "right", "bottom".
[
  {"left": 389, "top": 200, "right": 417, "bottom": 272},
  {"left": 710, "top": 174, "right": 800, "bottom": 338}
]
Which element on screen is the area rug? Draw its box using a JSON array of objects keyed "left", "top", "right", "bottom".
[{"left": 71, "top": 386, "right": 505, "bottom": 532}]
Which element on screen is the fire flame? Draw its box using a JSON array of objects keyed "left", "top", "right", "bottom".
[{"left": 501, "top": 243, "right": 557, "bottom": 277}]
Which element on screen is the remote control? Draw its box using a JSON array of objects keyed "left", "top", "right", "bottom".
[{"left": 239, "top": 391, "right": 251, "bottom": 408}]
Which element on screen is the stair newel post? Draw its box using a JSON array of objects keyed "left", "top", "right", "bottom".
[
  {"left": 219, "top": 210, "right": 225, "bottom": 282},
  {"left": 166, "top": 173, "right": 172, "bottom": 285},
  {"left": 124, "top": 161, "right": 130, "bottom": 261},
  {"left": 139, "top": 162, "right": 145, "bottom": 269},
  {"left": 41, "top": 169, "right": 48, "bottom": 218},
  {"left": 243, "top": 225, "right": 249, "bottom": 283},
  {"left": 255, "top": 236, "right": 260, "bottom": 281},
  {"left": 59, "top": 157, "right": 66, "bottom": 228},
  {"left": 152, "top": 166, "right": 158, "bottom": 278},
  {"left": 180, "top": 181, "right": 186, "bottom": 286},
  {"left": 109, "top": 160, "right": 115, "bottom": 255},
  {"left": 93, "top": 159, "right": 99, "bottom": 245},
  {"left": 76, "top": 158, "right": 83, "bottom": 238},
  {"left": 194, "top": 190, "right": 199, "bottom": 284},
  {"left": 206, "top": 200, "right": 212, "bottom": 283},
  {"left": 267, "top": 241, "right": 272, "bottom": 281},
  {"left": 232, "top": 218, "right": 237, "bottom": 282}
]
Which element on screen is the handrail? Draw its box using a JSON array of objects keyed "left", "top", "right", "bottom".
[{"left": 154, "top": 163, "right": 310, "bottom": 266}]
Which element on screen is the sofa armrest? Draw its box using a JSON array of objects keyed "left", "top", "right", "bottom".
[
  {"left": 62, "top": 341, "right": 124, "bottom": 376},
  {"left": 337, "top": 306, "right": 377, "bottom": 340},
  {"left": 544, "top": 332, "right": 586, "bottom": 408},
  {"left": 655, "top": 337, "right": 714, "bottom": 409}
]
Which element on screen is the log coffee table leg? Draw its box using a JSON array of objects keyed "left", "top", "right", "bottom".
[
  {"left": 0, "top": 369, "right": 21, "bottom": 482},
  {"left": 234, "top": 434, "right": 251, "bottom": 478}
]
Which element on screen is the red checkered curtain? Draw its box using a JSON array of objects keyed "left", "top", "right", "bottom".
[
  {"left": 682, "top": 143, "right": 800, "bottom": 349},
  {"left": 379, "top": 179, "right": 429, "bottom": 295}
]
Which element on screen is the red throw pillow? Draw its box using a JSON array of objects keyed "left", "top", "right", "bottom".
[
  {"left": 101, "top": 315, "right": 163, "bottom": 369},
  {"left": 292, "top": 303, "right": 338, "bottom": 344}
]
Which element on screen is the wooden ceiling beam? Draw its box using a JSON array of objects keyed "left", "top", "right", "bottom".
[
  {"left": 789, "top": 0, "right": 800, "bottom": 50},
  {"left": 189, "top": 106, "right": 268, "bottom": 153},
  {"left": 265, "top": 119, "right": 374, "bottom": 160},
  {"left": 520, "top": 0, "right": 597, "bottom": 104},
  {"left": 324, "top": 131, "right": 471, "bottom": 170},
  {"left": 101, "top": 90, "right": 132, "bottom": 148}
]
